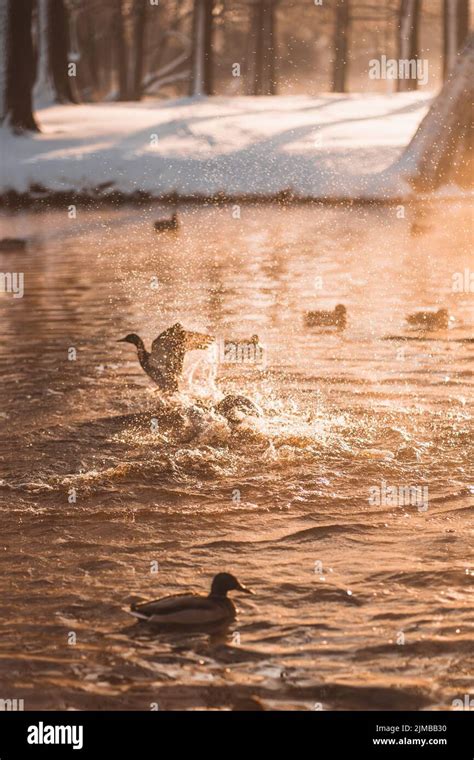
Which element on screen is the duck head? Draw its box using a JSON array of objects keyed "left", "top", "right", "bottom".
[
  {"left": 210, "top": 572, "right": 253, "bottom": 597},
  {"left": 117, "top": 333, "right": 142, "bottom": 347},
  {"left": 335, "top": 304, "right": 347, "bottom": 316}
]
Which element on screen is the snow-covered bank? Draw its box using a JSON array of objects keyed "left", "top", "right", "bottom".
[{"left": 0, "top": 94, "right": 439, "bottom": 203}]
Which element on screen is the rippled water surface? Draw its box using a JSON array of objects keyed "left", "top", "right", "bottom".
[{"left": 0, "top": 203, "right": 472, "bottom": 710}]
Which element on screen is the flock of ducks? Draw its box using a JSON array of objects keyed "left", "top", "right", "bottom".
[
  {"left": 2, "top": 218, "right": 456, "bottom": 633},
  {"left": 119, "top": 306, "right": 453, "bottom": 396},
  {"left": 304, "top": 304, "right": 452, "bottom": 331},
  {"left": 119, "top": 304, "right": 453, "bottom": 629}
]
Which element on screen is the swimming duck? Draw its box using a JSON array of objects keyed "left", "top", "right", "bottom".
[
  {"left": 118, "top": 322, "right": 214, "bottom": 392},
  {"left": 129, "top": 572, "right": 253, "bottom": 626},
  {"left": 153, "top": 213, "right": 179, "bottom": 232},
  {"left": 0, "top": 237, "right": 27, "bottom": 251},
  {"left": 406, "top": 308, "right": 449, "bottom": 330},
  {"left": 304, "top": 304, "right": 347, "bottom": 328}
]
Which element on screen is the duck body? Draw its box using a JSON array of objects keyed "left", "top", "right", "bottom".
[
  {"left": 118, "top": 322, "right": 214, "bottom": 392},
  {"left": 154, "top": 213, "right": 179, "bottom": 232},
  {"left": 406, "top": 308, "right": 449, "bottom": 330},
  {"left": 131, "top": 593, "right": 237, "bottom": 626},
  {"left": 0, "top": 237, "right": 27, "bottom": 251},
  {"left": 305, "top": 304, "right": 347, "bottom": 328},
  {"left": 129, "top": 572, "right": 252, "bottom": 627},
  {"left": 214, "top": 394, "right": 262, "bottom": 423}
]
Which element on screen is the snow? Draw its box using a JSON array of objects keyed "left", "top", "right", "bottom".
[{"left": 0, "top": 93, "right": 441, "bottom": 201}]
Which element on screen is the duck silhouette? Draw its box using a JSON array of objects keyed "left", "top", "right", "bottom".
[
  {"left": 129, "top": 572, "right": 253, "bottom": 626},
  {"left": 214, "top": 394, "right": 261, "bottom": 422},
  {"left": 305, "top": 304, "right": 347, "bottom": 328},
  {"left": 118, "top": 322, "right": 214, "bottom": 392},
  {"left": 406, "top": 309, "right": 449, "bottom": 330},
  {"left": 0, "top": 237, "right": 27, "bottom": 251},
  {"left": 153, "top": 213, "right": 179, "bottom": 232}
]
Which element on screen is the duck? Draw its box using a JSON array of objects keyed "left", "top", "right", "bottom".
[
  {"left": 118, "top": 322, "right": 214, "bottom": 392},
  {"left": 406, "top": 308, "right": 449, "bottom": 330},
  {"left": 153, "top": 213, "right": 179, "bottom": 232},
  {"left": 304, "top": 304, "right": 347, "bottom": 328},
  {"left": 214, "top": 394, "right": 262, "bottom": 423},
  {"left": 129, "top": 572, "right": 253, "bottom": 626},
  {"left": 0, "top": 237, "right": 27, "bottom": 251}
]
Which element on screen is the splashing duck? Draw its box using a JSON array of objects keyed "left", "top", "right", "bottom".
[
  {"left": 129, "top": 572, "right": 253, "bottom": 626},
  {"left": 118, "top": 322, "right": 214, "bottom": 392},
  {"left": 305, "top": 304, "right": 347, "bottom": 328},
  {"left": 406, "top": 308, "right": 450, "bottom": 330}
]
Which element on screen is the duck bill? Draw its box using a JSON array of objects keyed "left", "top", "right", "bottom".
[
  {"left": 238, "top": 584, "right": 254, "bottom": 595},
  {"left": 117, "top": 338, "right": 127, "bottom": 342}
]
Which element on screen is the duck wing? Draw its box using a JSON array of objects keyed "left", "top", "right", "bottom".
[
  {"left": 150, "top": 324, "right": 214, "bottom": 390},
  {"left": 183, "top": 329, "right": 214, "bottom": 351},
  {"left": 149, "top": 323, "right": 187, "bottom": 389},
  {"left": 130, "top": 593, "right": 231, "bottom": 625}
]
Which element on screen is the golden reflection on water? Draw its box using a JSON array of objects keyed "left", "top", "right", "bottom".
[{"left": 0, "top": 202, "right": 472, "bottom": 710}]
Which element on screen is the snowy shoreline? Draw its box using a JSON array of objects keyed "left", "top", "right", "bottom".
[{"left": 0, "top": 92, "right": 464, "bottom": 205}]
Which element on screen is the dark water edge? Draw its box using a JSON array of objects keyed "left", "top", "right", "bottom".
[{"left": 1, "top": 189, "right": 468, "bottom": 210}]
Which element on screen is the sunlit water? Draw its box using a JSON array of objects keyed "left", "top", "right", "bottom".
[{"left": 0, "top": 203, "right": 472, "bottom": 710}]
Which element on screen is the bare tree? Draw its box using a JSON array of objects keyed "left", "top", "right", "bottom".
[
  {"left": 443, "top": 0, "right": 470, "bottom": 79},
  {"left": 50, "top": 0, "right": 76, "bottom": 102},
  {"left": 394, "top": 32, "right": 473, "bottom": 190},
  {"left": 190, "top": 0, "right": 214, "bottom": 95},
  {"left": 1, "top": 0, "right": 38, "bottom": 131},
  {"left": 129, "top": 0, "right": 147, "bottom": 101},
  {"left": 397, "top": 0, "right": 420, "bottom": 92},
  {"left": 332, "top": 0, "right": 350, "bottom": 93},
  {"left": 112, "top": 0, "right": 128, "bottom": 100},
  {"left": 247, "top": 0, "right": 277, "bottom": 96}
]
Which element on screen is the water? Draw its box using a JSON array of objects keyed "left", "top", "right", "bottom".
[{"left": 0, "top": 202, "right": 472, "bottom": 710}]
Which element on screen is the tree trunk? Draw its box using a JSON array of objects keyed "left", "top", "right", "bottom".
[
  {"left": 50, "top": 0, "right": 76, "bottom": 103},
  {"left": 113, "top": 0, "right": 128, "bottom": 100},
  {"left": 394, "top": 33, "right": 473, "bottom": 191},
  {"left": 33, "top": 0, "right": 55, "bottom": 106},
  {"left": 248, "top": 1, "right": 277, "bottom": 96},
  {"left": 443, "top": 0, "right": 470, "bottom": 80},
  {"left": 190, "top": 0, "right": 214, "bottom": 96},
  {"left": 332, "top": 0, "right": 350, "bottom": 93},
  {"left": 0, "top": 0, "right": 7, "bottom": 120},
  {"left": 397, "top": 0, "right": 420, "bottom": 92},
  {"left": 83, "top": 10, "right": 99, "bottom": 97},
  {"left": 3, "top": 0, "right": 38, "bottom": 131},
  {"left": 34, "top": 0, "right": 76, "bottom": 105},
  {"left": 130, "top": 0, "right": 147, "bottom": 101},
  {"left": 264, "top": 1, "right": 276, "bottom": 95}
]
